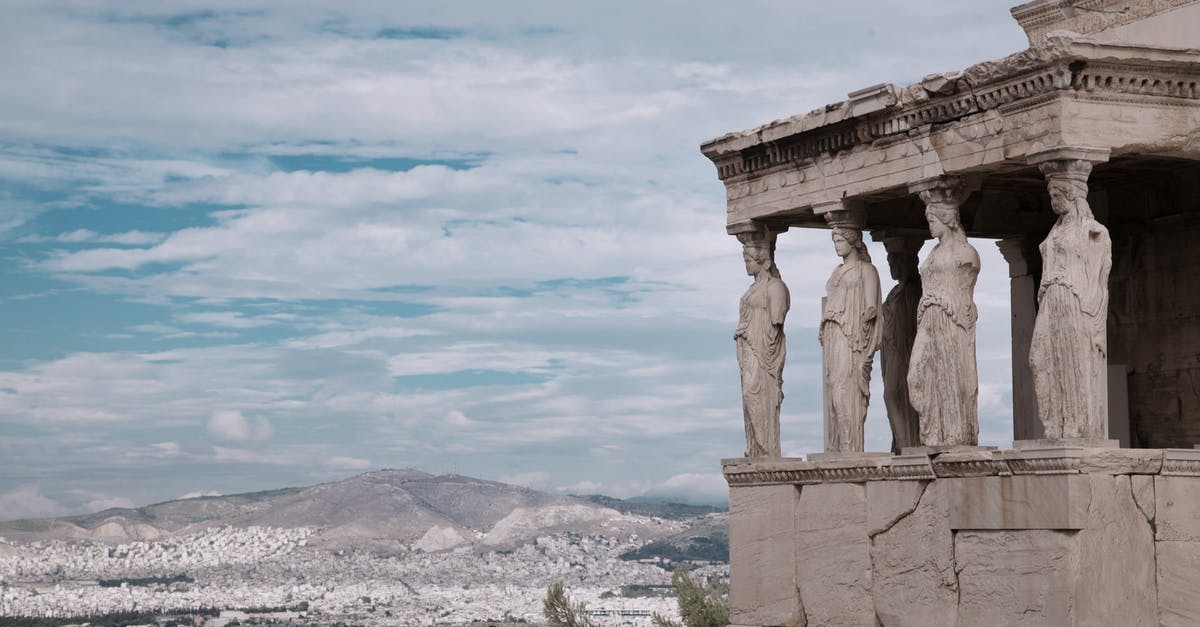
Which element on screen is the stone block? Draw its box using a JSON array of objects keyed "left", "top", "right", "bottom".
[
  {"left": 948, "top": 474, "right": 1091, "bottom": 530},
  {"left": 729, "top": 484, "right": 803, "bottom": 626},
  {"left": 1074, "top": 475, "right": 1157, "bottom": 625},
  {"left": 1155, "top": 475, "right": 1200, "bottom": 541},
  {"left": 865, "top": 480, "right": 926, "bottom": 536},
  {"left": 1157, "top": 541, "right": 1200, "bottom": 627},
  {"left": 1078, "top": 447, "right": 1163, "bottom": 474},
  {"left": 870, "top": 480, "right": 957, "bottom": 627},
  {"left": 795, "top": 483, "right": 873, "bottom": 626},
  {"left": 955, "top": 530, "right": 1077, "bottom": 626}
]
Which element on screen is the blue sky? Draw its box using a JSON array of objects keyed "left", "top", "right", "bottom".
[{"left": 0, "top": 1, "right": 1029, "bottom": 516}]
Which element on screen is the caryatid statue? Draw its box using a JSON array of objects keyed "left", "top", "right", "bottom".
[
  {"left": 734, "top": 227, "right": 790, "bottom": 458},
  {"left": 907, "top": 178, "right": 981, "bottom": 446},
  {"left": 878, "top": 234, "right": 923, "bottom": 453},
  {"left": 820, "top": 210, "right": 881, "bottom": 453},
  {"left": 1029, "top": 153, "right": 1112, "bottom": 439}
]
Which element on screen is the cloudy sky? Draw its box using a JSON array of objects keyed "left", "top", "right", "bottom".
[{"left": 0, "top": 1, "right": 1031, "bottom": 517}]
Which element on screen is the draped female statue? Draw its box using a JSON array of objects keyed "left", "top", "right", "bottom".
[
  {"left": 880, "top": 236, "right": 923, "bottom": 452},
  {"left": 735, "top": 234, "right": 790, "bottom": 458},
  {"left": 820, "top": 227, "right": 881, "bottom": 452},
  {"left": 1030, "top": 171, "right": 1111, "bottom": 438},
  {"left": 907, "top": 191, "right": 980, "bottom": 446}
]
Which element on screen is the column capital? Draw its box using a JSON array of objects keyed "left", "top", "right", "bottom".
[
  {"left": 996, "top": 237, "right": 1034, "bottom": 278},
  {"left": 813, "top": 198, "right": 867, "bottom": 226},
  {"left": 908, "top": 175, "right": 977, "bottom": 207},
  {"left": 1027, "top": 146, "right": 1110, "bottom": 167},
  {"left": 728, "top": 220, "right": 787, "bottom": 238},
  {"left": 1028, "top": 146, "right": 1109, "bottom": 182},
  {"left": 872, "top": 230, "right": 925, "bottom": 255}
]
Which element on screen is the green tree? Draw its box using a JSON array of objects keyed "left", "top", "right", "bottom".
[
  {"left": 543, "top": 582, "right": 596, "bottom": 627},
  {"left": 652, "top": 565, "right": 730, "bottom": 627}
]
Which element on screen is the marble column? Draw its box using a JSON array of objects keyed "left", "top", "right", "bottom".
[
  {"left": 813, "top": 201, "right": 881, "bottom": 453},
  {"left": 997, "top": 237, "right": 1043, "bottom": 441},
  {"left": 907, "top": 177, "right": 981, "bottom": 446},
  {"left": 731, "top": 222, "right": 790, "bottom": 458},
  {"left": 1027, "top": 147, "right": 1112, "bottom": 440},
  {"left": 875, "top": 232, "right": 924, "bottom": 453}
]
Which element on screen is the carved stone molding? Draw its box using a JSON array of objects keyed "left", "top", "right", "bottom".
[
  {"left": 1162, "top": 449, "right": 1200, "bottom": 476},
  {"left": 932, "top": 452, "right": 1013, "bottom": 478},
  {"left": 725, "top": 448, "right": 1198, "bottom": 486}
]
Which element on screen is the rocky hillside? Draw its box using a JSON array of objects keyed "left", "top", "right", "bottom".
[{"left": 0, "top": 470, "right": 722, "bottom": 554}]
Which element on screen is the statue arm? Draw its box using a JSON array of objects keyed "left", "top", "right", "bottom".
[
  {"left": 768, "top": 280, "right": 789, "bottom": 327},
  {"left": 860, "top": 266, "right": 882, "bottom": 355}
]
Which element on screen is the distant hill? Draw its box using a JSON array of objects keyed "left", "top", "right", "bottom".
[
  {"left": 579, "top": 494, "right": 726, "bottom": 519},
  {"left": 0, "top": 469, "right": 724, "bottom": 555}
]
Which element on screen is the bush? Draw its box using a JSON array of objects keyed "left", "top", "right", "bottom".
[{"left": 652, "top": 565, "right": 729, "bottom": 627}]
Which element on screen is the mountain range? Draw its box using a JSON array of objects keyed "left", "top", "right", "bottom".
[{"left": 0, "top": 469, "right": 726, "bottom": 554}]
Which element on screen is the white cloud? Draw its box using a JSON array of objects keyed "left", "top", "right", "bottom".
[
  {"left": 206, "top": 410, "right": 273, "bottom": 443},
  {"left": 178, "top": 490, "right": 221, "bottom": 500},
  {"left": 446, "top": 410, "right": 473, "bottom": 428},
  {"left": 0, "top": 486, "right": 70, "bottom": 521},
  {"left": 327, "top": 456, "right": 371, "bottom": 470},
  {"left": 18, "top": 229, "right": 165, "bottom": 245}
]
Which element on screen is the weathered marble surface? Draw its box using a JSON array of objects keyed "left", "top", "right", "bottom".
[
  {"left": 734, "top": 229, "right": 789, "bottom": 458},
  {"left": 795, "top": 483, "right": 873, "bottom": 626},
  {"left": 870, "top": 481, "right": 956, "bottom": 627},
  {"left": 820, "top": 221, "right": 881, "bottom": 453},
  {"left": 956, "top": 530, "right": 1076, "bottom": 626},
  {"left": 1074, "top": 474, "right": 1157, "bottom": 625},
  {"left": 724, "top": 450, "right": 1200, "bottom": 626},
  {"left": 727, "top": 484, "right": 802, "bottom": 626}
]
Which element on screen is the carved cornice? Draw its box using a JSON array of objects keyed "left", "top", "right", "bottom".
[
  {"left": 701, "top": 38, "right": 1200, "bottom": 183},
  {"left": 1011, "top": 0, "right": 1200, "bottom": 45}
]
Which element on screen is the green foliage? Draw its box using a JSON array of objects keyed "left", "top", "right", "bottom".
[
  {"left": 652, "top": 565, "right": 730, "bottom": 627},
  {"left": 543, "top": 582, "right": 596, "bottom": 627},
  {"left": 619, "top": 531, "right": 729, "bottom": 566}
]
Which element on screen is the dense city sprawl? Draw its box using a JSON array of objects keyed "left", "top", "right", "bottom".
[{"left": 0, "top": 525, "right": 726, "bottom": 626}]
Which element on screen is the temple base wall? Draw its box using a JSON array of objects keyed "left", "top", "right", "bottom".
[{"left": 725, "top": 449, "right": 1200, "bottom": 627}]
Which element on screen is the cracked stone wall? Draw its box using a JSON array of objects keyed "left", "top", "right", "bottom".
[{"left": 728, "top": 470, "right": 1197, "bottom": 627}]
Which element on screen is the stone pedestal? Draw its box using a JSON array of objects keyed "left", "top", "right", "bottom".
[{"left": 724, "top": 447, "right": 1200, "bottom": 626}]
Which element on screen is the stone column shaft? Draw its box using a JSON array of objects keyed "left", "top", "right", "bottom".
[{"left": 998, "top": 238, "right": 1043, "bottom": 441}]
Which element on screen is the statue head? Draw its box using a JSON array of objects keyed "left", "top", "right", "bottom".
[
  {"left": 925, "top": 203, "right": 961, "bottom": 240},
  {"left": 880, "top": 235, "right": 922, "bottom": 281},
  {"left": 1047, "top": 177, "right": 1091, "bottom": 217},
  {"left": 743, "top": 243, "right": 773, "bottom": 277},
  {"left": 831, "top": 227, "right": 871, "bottom": 263}
]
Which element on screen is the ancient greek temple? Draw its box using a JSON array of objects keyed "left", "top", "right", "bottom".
[{"left": 703, "top": 1, "right": 1200, "bottom": 624}]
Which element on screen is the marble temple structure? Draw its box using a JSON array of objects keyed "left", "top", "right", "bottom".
[{"left": 703, "top": 1, "right": 1200, "bottom": 625}]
